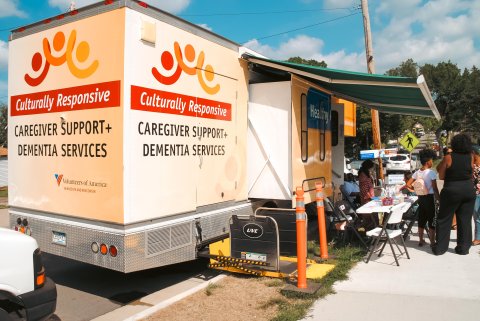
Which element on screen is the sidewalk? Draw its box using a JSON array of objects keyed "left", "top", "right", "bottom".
[{"left": 302, "top": 227, "right": 480, "bottom": 321}]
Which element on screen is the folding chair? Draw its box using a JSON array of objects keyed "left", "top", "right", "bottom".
[
  {"left": 365, "top": 203, "right": 411, "bottom": 266},
  {"left": 332, "top": 200, "right": 368, "bottom": 249}
]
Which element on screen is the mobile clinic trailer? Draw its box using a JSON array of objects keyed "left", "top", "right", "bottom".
[{"left": 8, "top": 0, "right": 439, "bottom": 272}]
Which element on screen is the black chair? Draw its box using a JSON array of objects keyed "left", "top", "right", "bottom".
[
  {"left": 339, "top": 184, "right": 361, "bottom": 210},
  {"left": 331, "top": 200, "right": 369, "bottom": 249}
]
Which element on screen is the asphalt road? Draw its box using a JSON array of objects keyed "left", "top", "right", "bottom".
[{"left": 0, "top": 209, "right": 218, "bottom": 321}]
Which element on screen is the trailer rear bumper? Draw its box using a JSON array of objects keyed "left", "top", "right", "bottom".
[{"left": 9, "top": 203, "right": 252, "bottom": 273}]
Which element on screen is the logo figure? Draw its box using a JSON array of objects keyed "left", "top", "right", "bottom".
[
  {"left": 54, "top": 174, "right": 63, "bottom": 186},
  {"left": 152, "top": 42, "right": 220, "bottom": 95},
  {"left": 25, "top": 30, "right": 99, "bottom": 87}
]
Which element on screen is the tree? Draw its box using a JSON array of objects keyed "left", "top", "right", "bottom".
[
  {"left": 287, "top": 56, "right": 327, "bottom": 68},
  {"left": 420, "top": 61, "right": 464, "bottom": 133},
  {"left": 386, "top": 58, "right": 418, "bottom": 77},
  {"left": 383, "top": 59, "right": 440, "bottom": 137},
  {"left": 0, "top": 103, "right": 6, "bottom": 147},
  {"left": 458, "top": 66, "right": 480, "bottom": 143}
]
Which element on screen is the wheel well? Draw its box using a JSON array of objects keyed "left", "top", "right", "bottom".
[{"left": 0, "top": 290, "right": 24, "bottom": 316}]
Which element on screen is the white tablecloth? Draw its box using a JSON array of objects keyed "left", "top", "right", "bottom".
[{"left": 356, "top": 196, "right": 418, "bottom": 214}]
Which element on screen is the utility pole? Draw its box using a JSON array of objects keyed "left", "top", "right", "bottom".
[{"left": 361, "top": 0, "right": 384, "bottom": 180}]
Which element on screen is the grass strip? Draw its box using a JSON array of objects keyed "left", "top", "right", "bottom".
[{"left": 271, "top": 242, "right": 365, "bottom": 321}]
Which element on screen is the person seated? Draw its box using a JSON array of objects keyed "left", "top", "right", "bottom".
[
  {"left": 343, "top": 173, "right": 360, "bottom": 206},
  {"left": 400, "top": 172, "right": 415, "bottom": 195}
]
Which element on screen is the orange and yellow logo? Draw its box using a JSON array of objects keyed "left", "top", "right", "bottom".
[
  {"left": 25, "top": 30, "right": 99, "bottom": 87},
  {"left": 152, "top": 42, "right": 220, "bottom": 95}
]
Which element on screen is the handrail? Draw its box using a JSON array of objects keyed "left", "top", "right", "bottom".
[{"left": 302, "top": 177, "right": 326, "bottom": 192}]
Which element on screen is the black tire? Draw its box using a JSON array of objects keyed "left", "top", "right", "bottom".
[{"left": 0, "top": 307, "right": 14, "bottom": 321}]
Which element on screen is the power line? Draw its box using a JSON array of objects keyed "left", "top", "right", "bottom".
[
  {"left": 181, "top": 7, "right": 357, "bottom": 17},
  {"left": 0, "top": 5, "right": 362, "bottom": 33},
  {"left": 242, "top": 11, "right": 361, "bottom": 44}
]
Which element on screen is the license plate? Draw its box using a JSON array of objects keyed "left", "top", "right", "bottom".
[
  {"left": 245, "top": 252, "right": 267, "bottom": 262},
  {"left": 52, "top": 231, "right": 67, "bottom": 246}
]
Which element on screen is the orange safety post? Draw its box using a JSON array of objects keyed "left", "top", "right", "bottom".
[
  {"left": 316, "top": 182, "right": 328, "bottom": 259},
  {"left": 295, "top": 186, "right": 307, "bottom": 289}
]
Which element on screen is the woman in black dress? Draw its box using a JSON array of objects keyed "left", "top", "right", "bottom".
[{"left": 433, "top": 134, "right": 476, "bottom": 255}]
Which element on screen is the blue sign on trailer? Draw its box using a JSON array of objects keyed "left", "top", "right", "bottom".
[{"left": 307, "top": 88, "right": 331, "bottom": 130}]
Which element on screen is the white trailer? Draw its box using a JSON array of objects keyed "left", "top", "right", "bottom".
[{"left": 8, "top": 0, "right": 439, "bottom": 272}]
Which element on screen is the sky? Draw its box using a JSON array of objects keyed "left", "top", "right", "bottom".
[{"left": 0, "top": 0, "right": 479, "bottom": 103}]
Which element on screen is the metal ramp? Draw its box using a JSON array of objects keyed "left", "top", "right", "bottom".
[{"left": 207, "top": 209, "right": 334, "bottom": 279}]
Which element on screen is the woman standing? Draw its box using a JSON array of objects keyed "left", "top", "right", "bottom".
[
  {"left": 434, "top": 134, "right": 476, "bottom": 255},
  {"left": 472, "top": 145, "right": 480, "bottom": 246}
]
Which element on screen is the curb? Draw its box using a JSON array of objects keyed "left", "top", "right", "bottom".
[
  {"left": 91, "top": 273, "right": 227, "bottom": 321},
  {"left": 122, "top": 274, "right": 226, "bottom": 321}
]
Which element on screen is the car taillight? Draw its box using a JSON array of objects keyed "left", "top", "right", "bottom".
[
  {"left": 36, "top": 269, "right": 46, "bottom": 287},
  {"left": 33, "top": 248, "right": 45, "bottom": 289}
]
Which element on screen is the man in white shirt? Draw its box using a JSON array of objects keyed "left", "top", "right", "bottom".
[{"left": 343, "top": 173, "right": 360, "bottom": 205}]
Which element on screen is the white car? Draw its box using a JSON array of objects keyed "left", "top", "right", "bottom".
[
  {"left": 415, "top": 129, "right": 425, "bottom": 138},
  {"left": 349, "top": 159, "right": 364, "bottom": 177},
  {"left": 386, "top": 154, "right": 412, "bottom": 173},
  {"left": 0, "top": 227, "right": 57, "bottom": 320},
  {"left": 410, "top": 154, "right": 421, "bottom": 170}
]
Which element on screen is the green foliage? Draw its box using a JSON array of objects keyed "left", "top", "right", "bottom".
[
  {"left": 420, "top": 61, "right": 463, "bottom": 132},
  {"left": 0, "top": 103, "right": 7, "bottom": 147},
  {"left": 286, "top": 56, "right": 327, "bottom": 68},
  {"left": 346, "top": 106, "right": 373, "bottom": 152},
  {"left": 385, "top": 58, "right": 418, "bottom": 77}
]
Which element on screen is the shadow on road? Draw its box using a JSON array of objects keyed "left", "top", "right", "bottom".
[{"left": 42, "top": 253, "right": 219, "bottom": 304}]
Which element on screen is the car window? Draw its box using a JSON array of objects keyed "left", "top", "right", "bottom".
[
  {"left": 350, "top": 161, "right": 363, "bottom": 169},
  {"left": 390, "top": 155, "right": 407, "bottom": 161}
]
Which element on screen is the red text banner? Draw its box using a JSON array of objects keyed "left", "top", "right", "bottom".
[
  {"left": 131, "top": 85, "right": 231, "bottom": 121},
  {"left": 11, "top": 81, "right": 121, "bottom": 116}
]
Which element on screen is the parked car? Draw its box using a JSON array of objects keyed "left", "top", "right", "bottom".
[
  {"left": 386, "top": 154, "right": 412, "bottom": 173},
  {"left": 349, "top": 159, "right": 364, "bottom": 177},
  {"left": 415, "top": 129, "right": 425, "bottom": 138},
  {"left": 410, "top": 154, "right": 421, "bottom": 170},
  {"left": 0, "top": 227, "right": 57, "bottom": 321}
]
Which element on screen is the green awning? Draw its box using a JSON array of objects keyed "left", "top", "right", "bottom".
[{"left": 243, "top": 55, "right": 440, "bottom": 120}]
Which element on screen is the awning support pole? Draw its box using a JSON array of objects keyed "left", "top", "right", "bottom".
[{"left": 361, "top": 0, "right": 384, "bottom": 180}]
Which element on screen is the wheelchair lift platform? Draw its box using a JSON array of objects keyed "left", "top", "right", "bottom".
[{"left": 206, "top": 213, "right": 335, "bottom": 280}]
